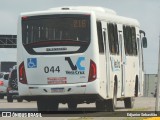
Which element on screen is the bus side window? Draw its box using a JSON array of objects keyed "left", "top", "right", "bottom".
[
  {"left": 114, "top": 24, "right": 119, "bottom": 54},
  {"left": 108, "top": 23, "right": 114, "bottom": 53},
  {"left": 103, "top": 31, "right": 106, "bottom": 51},
  {"left": 123, "top": 25, "right": 127, "bottom": 54},
  {"left": 123, "top": 25, "right": 136, "bottom": 56},
  {"left": 97, "top": 21, "right": 104, "bottom": 54},
  {"left": 27, "top": 25, "right": 32, "bottom": 44},
  {"left": 107, "top": 23, "right": 119, "bottom": 55},
  {"left": 22, "top": 24, "right": 27, "bottom": 44},
  {"left": 128, "top": 26, "right": 137, "bottom": 56},
  {"left": 127, "top": 26, "right": 133, "bottom": 55},
  {"left": 131, "top": 27, "right": 137, "bottom": 55}
]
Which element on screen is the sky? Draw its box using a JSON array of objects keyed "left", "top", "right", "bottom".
[{"left": 0, "top": 0, "right": 160, "bottom": 74}]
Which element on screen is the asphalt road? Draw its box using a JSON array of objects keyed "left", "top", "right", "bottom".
[{"left": 0, "top": 97, "right": 158, "bottom": 119}]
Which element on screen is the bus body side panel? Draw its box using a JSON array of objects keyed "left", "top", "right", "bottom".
[
  {"left": 98, "top": 54, "right": 107, "bottom": 98},
  {"left": 97, "top": 21, "right": 109, "bottom": 99},
  {"left": 124, "top": 53, "right": 139, "bottom": 96},
  {"left": 85, "top": 15, "right": 101, "bottom": 97},
  {"left": 116, "top": 24, "right": 123, "bottom": 98},
  {"left": 106, "top": 23, "right": 121, "bottom": 99},
  {"left": 136, "top": 27, "right": 143, "bottom": 96},
  {"left": 17, "top": 17, "right": 30, "bottom": 96},
  {"left": 108, "top": 54, "right": 121, "bottom": 98},
  {"left": 123, "top": 26, "right": 140, "bottom": 98}
]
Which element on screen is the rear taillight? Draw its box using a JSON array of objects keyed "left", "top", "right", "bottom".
[
  {"left": 22, "top": 16, "right": 28, "bottom": 20},
  {"left": 0, "top": 80, "right": 3, "bottom": 86},
  {"left": 7, "top": 87, "right": 12, "bottom": 92},
  {"left": 88, "top": 60, "right": 97, "bottom": 82},
  {"left": 19, "top": 62, "right": 28, "bottom": 84}
]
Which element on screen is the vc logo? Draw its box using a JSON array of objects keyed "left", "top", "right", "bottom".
[{"left": 65, "top": 57, "right": 85, "bottom": 71}]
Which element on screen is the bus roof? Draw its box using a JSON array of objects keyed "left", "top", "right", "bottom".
[
  {"left": 21, "top": 6, "right": 140, "bottom": 27},
  {"left": 49, "top": 6, "right": 117, "bottom": 15}
]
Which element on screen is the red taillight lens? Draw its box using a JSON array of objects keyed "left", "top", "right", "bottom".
[
  {"left": 88, "top": 60, "right": 97, "bottom": 82},
  {"left": 0, "top": 80, "right": 3, "bottom": 86},
  {"left": 22, "top": 16, "right": 28, "bottom": 20},
  {"left": 19, "top": 62, "right": 28, "bottom": 84},
  {"left": 7, "top": 87, "right": 12, "bottom": 92}
]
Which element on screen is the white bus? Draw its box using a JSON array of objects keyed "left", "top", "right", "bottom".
[{"left": 17, "top": 6, "right": 147, "bottom": 111}]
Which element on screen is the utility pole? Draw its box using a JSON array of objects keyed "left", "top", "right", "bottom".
[{"left": 156, "top": 34, "right": 160, "bottom": 112}]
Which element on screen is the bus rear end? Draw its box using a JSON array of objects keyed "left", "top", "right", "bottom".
[{"left": 17, "top": 12, "right": 100, "bottom": 110}]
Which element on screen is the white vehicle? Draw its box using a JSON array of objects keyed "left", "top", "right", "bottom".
[
  {"left": 17, "top": 6, "right": 147, "bottom": 111},
  {"left": 0, "top": 72, "right": 9, "bottom": 99}
]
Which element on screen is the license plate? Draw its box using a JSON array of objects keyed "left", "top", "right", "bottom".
[
  {"left": 51, "top": 88, "right": 64, "bottom": 93},
  {"left": 47, "top": 77, "right": 67, "bottom": 84},
  {"left": 9, "top": 90, "right": 18, "bottom": 94}
]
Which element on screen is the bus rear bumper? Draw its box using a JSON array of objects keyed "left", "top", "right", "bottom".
[
  {"left": 20, "top": 94, "right": 102, "bottom": 103},
  {"left": 19, "top": 79, "right": 99, "bottom": 95},
  {"left": 18, "top": 80, "right": 102, "bottom": 102}
]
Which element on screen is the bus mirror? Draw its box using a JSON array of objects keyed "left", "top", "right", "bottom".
[{"left": 142, "top": 37, "right": 147, "bottom": 48}]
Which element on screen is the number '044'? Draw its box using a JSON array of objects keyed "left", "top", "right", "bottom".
[{"left": 44, "top": 66, "right": 60, "bottom": 73}]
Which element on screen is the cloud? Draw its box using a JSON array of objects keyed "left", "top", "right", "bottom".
[{"left": 0, "top": 11, "right": 17, "bottom": 34}]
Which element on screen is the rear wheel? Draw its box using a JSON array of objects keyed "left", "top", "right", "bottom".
[
  {"left": 37, "top": 100, "right": 46, "bottom": 111},
  {"left": 68, "top": 102, "right": 77, "bottom": 111},
  {"left": 17, "top": 98, "right": 23, "bottom": 102},
  {"left": 7, "top": 95, "right": 13, "bottom": 103},
  {"left": 106, "top": 82, "right": 117, "bottom": 112},
  {"left": 96, "top": 100, "right": 107, "bottom": 111},
  {"left": 37, "top": 99, "right": 59, "bottom": 111},
  {"left": 49, "top": 101, "right": 59, "bottom": 111},
  {"left": 124, "top": 97, "right": 134, "bottom": 108},
  {"left": 0, "top": 95, "right": 4, "bottom": 99},
  {"left": 11, "top": 78, "right": 18, "bottom": 90},
  {"left": 135, "top": 80, "right": 138, "bottom": 97}
]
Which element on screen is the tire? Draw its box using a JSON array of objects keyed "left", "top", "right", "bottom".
[
  {"left": 37, "top": 100, "right": 46, "bottom": 111},
  {"left": 49, "top": 101, "right": 59, "bottom": 111},
  {"left": 68, "top": 102, "right": 77, "bottom": 111},
  {"left": 17, "top": 98, "right": 23, "bottom": 102},
  {"left": 37, "top": 99, "right": 59, "bottom": 111},
  {"left": 135, "top": 80, "right": 138, "bottom": 97},
  {"left": 7, "top": 95, "right": 13, "bottom": 103},
  {"left": 106, "top": 82, "right": 117, "bottom": 112},
  {"left": 11, "top": 78, "right": 18, "bottom": 90},
  {"left": 0, "top": 95, "right": 4, "bottom": 99},
  {"left": 124, "top": 97, "right": 134, "bottom": 108},
  {"left": 96, "top": 100, "right": 107, "bottom": 111}
]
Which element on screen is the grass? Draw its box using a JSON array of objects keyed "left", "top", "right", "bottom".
[
  {"left": 124, "top": 118, "right": 147, "bottom": 120},
  {"left": 68, "top": 117, "right": 93, "bottom": 120}
]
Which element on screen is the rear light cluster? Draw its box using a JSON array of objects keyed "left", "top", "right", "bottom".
[
  {"left": 19, "top": 62, "right": 28, "bottom": 84},
  {"left": 0, "top": 80, "right": 3, "bottom": 86},
  {"left": 88, "top": 60, "right": 97, "bottom": 82},
  {"left": 22, "top": 16, "right": 28, "bottom": 20},
  {"left": 7, "top": 87, "right": 12, "bottom": 92}
]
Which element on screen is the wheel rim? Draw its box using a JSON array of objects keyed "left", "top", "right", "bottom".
[{"left": 12, "top": 78, "right": 18, "bottom": 89}]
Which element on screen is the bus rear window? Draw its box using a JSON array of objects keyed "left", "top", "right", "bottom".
[
  {"left": 22, "top": 14, "right": 90, "bottom": 45},
  {"left": 22, "top": 14, "right": 90, "bottom": 55}
]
